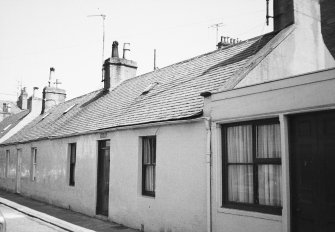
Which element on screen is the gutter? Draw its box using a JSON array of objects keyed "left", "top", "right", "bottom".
[{"left": 203, "top": 117, "right": 212, "bottom": 232}]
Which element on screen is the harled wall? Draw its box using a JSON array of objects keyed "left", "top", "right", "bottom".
[{"left": 0, "top": 121, "right": 207, "bottom": 232}]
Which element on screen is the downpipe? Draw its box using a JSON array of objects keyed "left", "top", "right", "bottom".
[{"left": 203, "top": 117, "right": 212, "bottom": 232}]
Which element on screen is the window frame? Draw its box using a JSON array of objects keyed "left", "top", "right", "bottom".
[
  {"left": 142, "top": 136, "right": 156, "bottom": 197},
  {"left": 5, "top": 150, "right": 10, "bottom": 178},
  {"left": 31, "top": 147, "right": 37, "bottom": 181},
  {"left": 221, "top": 118, "right": 282, "bottom": 215},
  {"left": 69, "top": 143, "right": 76, "bottom": 186}
]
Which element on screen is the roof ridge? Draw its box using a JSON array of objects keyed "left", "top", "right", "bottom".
[{"left": 114, "top": 31, "right": 279, "bottom": 89}]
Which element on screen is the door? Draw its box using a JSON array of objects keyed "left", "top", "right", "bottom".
[
  {"left": 290, "top": 110, "right": 335, "bottom": 232},
  {"left": 96, "top": 140, "right": 110, "bottom": 216},
  {"left": 16, "top": 149, "right": 22, "bottom": 193}
]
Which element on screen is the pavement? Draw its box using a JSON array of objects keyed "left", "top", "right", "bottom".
[
  {"left": 0, "top": 204, "right": 67, "bottom": 232},
  {"left": 0, "top": 189, "right": 139, "bottom": 232}
]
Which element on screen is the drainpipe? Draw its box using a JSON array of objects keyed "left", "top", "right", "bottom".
[{"left": 203, "top": 117, "right": 212, "bottom": 232}]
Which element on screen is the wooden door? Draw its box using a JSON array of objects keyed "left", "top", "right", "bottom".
[
  {"left": 290, "top": 110, "right": 335, "bottom": 232},
  {"left": 16, "top": 149, "right": 22, "bottom": 193},
  {"left": 96, "top": 140, "right": 110, "bottom": 216}
]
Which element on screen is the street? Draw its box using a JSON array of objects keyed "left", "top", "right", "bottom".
[{"left": 0, "top": 204, "right": 67, "bottom": 232}]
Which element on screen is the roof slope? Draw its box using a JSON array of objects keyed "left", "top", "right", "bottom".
[
  {"left": 3, "top": 90, "right": 101, "bottom": 144},
  {"left": 0, "top": 110, "right": 29, "bottom": 139},
  {"left": 0, "top": 100, "right": 22, "bottom": 114},
  {"left": 3, "top": 31, "right": 278, "bottom": 144}
]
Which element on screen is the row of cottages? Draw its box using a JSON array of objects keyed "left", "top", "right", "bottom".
[{"left": 1, "top": 0, "right": 335, "bottom": 232}]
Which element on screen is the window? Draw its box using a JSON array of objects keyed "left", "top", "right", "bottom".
[
  {"left": 142, "top": 136, "right": 156, "bottom": 197},
  {"left": 69, "top": 143, "right": 76, "bottom": 186},
  {"left": 5, "top": 150, "right": 10, "bottom": 177},
  {"left": 31, "top": 148, "right": 37, "bottom": 181},
  {"left": 222, "top": 119, "right": 282, "bottom": 215}
]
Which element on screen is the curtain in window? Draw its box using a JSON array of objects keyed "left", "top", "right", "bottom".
[
  {"left": 257, "top": 124, "right": 282, "bottom": 206},
  {"left": 257, "top": 124, "right": 281, "bottom": 158},
  {"left": 258, "top": 165, "right": 282, "bottom": 206},
  {"left": 143, "top": 138, "right": 155, "bottom": 192},
  {"left": 227, "top": 125, "right": 253, "bottom": 203},
  {"left": 145, "top": 166, "right": 155, "bottom": 192}
]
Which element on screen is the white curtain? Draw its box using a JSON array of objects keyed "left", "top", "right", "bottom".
[
  {"left": 257, "top": 124, "right": 281, "bottom": 158},
  {"left": 143, "top": 138, "right": 155, "bottom": 192},
  {"left": 258, "top": 165, "right": 282, "bottom": 206},
  {"left": 227, "top": 125, "right": 253, "bottom": 203},
  {"left": 145, "top": 166, "right": 155, "bottom": 192},
  {"left": 257, "top": 124, "right": 282, "bottom": 206}
]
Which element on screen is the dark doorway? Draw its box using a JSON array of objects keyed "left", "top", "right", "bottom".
[
  {"left": 289, "top": 110, "right": 335, "bottom": 232},
  {"left": 96, "top": 140, "right": 110, "bottom": 216}
]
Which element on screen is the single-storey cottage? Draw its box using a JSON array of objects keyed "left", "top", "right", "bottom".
[{"left": 0, "top": 0, "right": 334, "bottom": 232}]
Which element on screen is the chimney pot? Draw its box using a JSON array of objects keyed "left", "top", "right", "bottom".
[
  {"left": 103, "top": 40, "right": 137, "bottom": 90},
  {"left": 7, "top": 104, "right": 11, "bottom": 113},
  {"left": 112, "top": 41, "right": 119, "bottom": 58},
  {"left": 42, "top": 67, "right": 66, "bottom": 113},
  {"left": 33, "top": 87, "right": 39, "bottom": 98},
  {"left": 123, "top": 43, "right": 130, "bottom": 59},
  {"left": 49, "top": 67, "right": 55, "bottom": 87}
]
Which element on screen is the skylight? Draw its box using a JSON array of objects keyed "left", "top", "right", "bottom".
[
  {"left": 41, "top": 113, "right": 50, "bottom": 120},
  {"left": 63, "top": 104, "right": 76, "bottom": 114},
  {"left": 3, "top": 124, "right": 12, "bottom": 131},
  {"left": 141, "top": 82, "right": 159, "bottom": 95}
]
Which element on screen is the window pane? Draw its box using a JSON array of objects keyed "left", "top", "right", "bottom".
[
  {"left": 70, "top": 144, "right": 76, "bottom": 164},
  {"left": 227, "top": 125, "right": 253, "bottom": 163},
  {"left": 258, "top": 165, "right": 282, "bottom": 206},
  {"left": 143, "top": 138, "right": 151, "bottom": 164},
  {"left": 228, "top": 165, "right": 253, "bottom": 203},
  {"left": 256, "top": 124, "right": 281, "bottom": 158},
  {"left": 145, "top": 165, "right": 155, "bottom": 192}
]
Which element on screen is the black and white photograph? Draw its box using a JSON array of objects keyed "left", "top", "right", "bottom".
[{"left": 0, "top": 0, "right": 334, "bottom": 231}]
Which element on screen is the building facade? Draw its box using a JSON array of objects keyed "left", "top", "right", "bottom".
[{"left": 0, "top": 1, "right": 335, "bottom": 232}]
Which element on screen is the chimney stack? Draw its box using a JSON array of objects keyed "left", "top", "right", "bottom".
[
  {"left": 33, "top": 87, "right": 39, "bottom": 98},
  {"left": 103, "top": 40, "right": 137, "bottom": 91},
  {"left": 42, "top": 67, "right": 66, "bottom": 113},
  {"left": 112, "top": 41, "right": 119, "bottom": 58},
  {"left": 7, "top": 104, "right": 11, "bottom": 113},
  {"left": 273, "top": 0, "right": 323, "bottom": 32},
  {"left": 28, "top": 87, "right": 42, "bottom": 113},
  {"left": 217, "top": 36, "right": 240, "bottom": 49},
  {"left": 17, "top": 87, "right": 28, "bottom": 110}
]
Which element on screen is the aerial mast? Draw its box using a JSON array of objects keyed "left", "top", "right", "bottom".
[
  {"left": 209, "top": 22, "right": 224, "bottom": 47},
  {"left": 87, "top": 14, "right": 107, "bottom": 80}
]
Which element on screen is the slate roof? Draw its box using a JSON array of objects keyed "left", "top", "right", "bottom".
[
  {"left": 0, "top": 100, "right": 22, "bottom": 114},
  {"left": 2, "top": 31, "right": 278, "bottom": 145},
  {"left": 0, "top": 110, "right": 29, "bottom": 139}
]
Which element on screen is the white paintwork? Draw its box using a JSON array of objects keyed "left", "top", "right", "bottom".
[
  {"left": 235, "top": 0, "right": 335, "bottom": 89},
  {"left": 206, "top": 68, "right": 335, "bottom": 232},
  {"left": 0, "top": 121, "right": 208, "bottom": 232}
]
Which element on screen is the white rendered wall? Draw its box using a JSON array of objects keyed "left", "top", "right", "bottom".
[{"left": 0, "top": 121, "right": 207, "bottom": 232}]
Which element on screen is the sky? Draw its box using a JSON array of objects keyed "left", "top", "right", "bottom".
[{"left": 0, "top": 0, "right": 273, "bottom": 101}]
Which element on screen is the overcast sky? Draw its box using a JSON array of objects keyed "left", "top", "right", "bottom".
[{"left": 0, "top": 0, "right": 273, "bottom": 101}]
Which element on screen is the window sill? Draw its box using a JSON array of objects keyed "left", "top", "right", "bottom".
[
  {"left": 141, "top": 194, "right": 155, "bottom": 199},
  {"left": 217, "top": 207, "right": 282, "bottom": 221}
]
